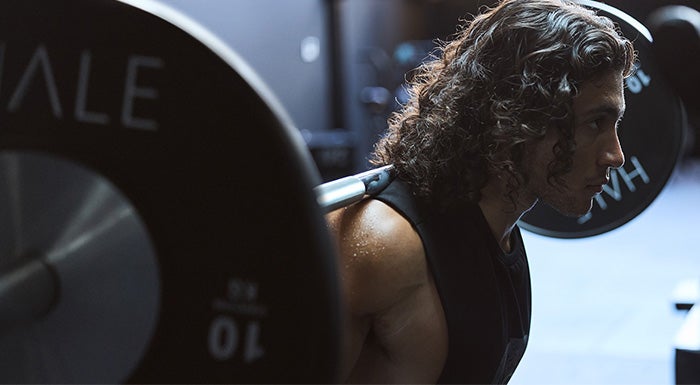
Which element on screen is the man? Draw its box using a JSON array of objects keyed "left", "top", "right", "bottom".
[{"left": 326, "top": 0, "right": 635, "bottom": 383}]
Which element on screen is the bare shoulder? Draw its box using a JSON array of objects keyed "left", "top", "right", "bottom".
[{"left": 326, "top": 199, "right": 428, "bottom": 315}]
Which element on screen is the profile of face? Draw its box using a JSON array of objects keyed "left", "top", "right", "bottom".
[{"left": 524, "top": 70, "right": 626, "bottom": 217}]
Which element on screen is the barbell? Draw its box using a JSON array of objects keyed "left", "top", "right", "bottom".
[
  {"left": 0, "top": 0, "right": 688, "bottom": 383},
  {"left": 0, "top": 0, "right": 339, "bottom": 382}
]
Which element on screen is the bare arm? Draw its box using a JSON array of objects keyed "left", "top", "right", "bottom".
[{"left": 326, "top": 199, "right": 429, "bottom": 381}]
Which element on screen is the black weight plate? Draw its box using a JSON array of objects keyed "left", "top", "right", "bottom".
[
  {"left": 519, "top": 0, "right": 686, "bottom": 238},
  {"left": 0, "top": 0, "right": 341, "bottom": 383}
]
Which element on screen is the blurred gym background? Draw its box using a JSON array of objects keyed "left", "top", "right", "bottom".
[{"left": 158, "top": 1, "right": 698, "bottom": 383}]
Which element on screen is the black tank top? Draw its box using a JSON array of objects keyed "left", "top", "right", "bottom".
[{"left": 374, "top": 179, "right": 531, "bottom": 384}]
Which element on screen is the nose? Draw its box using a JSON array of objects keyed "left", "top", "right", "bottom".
[{"left": 601, "top": 131, "right": 625, "bottom": 169}]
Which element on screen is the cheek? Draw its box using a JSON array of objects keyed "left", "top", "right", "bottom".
[{"left": 569, "top": 145, "right": 597, "bottom": 172}]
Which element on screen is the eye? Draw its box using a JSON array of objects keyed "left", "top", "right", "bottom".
[
  {"left": 586, "top": 118, "right": 604, "bottom": 131},
  {"left": 586, "top": 116, "right": 621, "bottom": 133}
]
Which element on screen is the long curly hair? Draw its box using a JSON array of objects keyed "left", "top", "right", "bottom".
[{"left": 371, "top": 0, "right": 635, "bottom": 210}]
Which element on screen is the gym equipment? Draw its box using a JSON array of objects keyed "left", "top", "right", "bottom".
[
  {"left": 674, "top": 304, "right": 700, "bottom": 384},
  {"left": 314, "top": 164, "right": 394, "bottom": 213},
  {"left": 0, "top": 151, "right": 159, "bottom": 383},
  {"left": 647, "top": 7, "right": 700, "bottom": 385},
  {"left": 648, "top": 5, "right": 700, "bottom": 116},
  {"left": 0, "top": 0, "right": 340, "bottom": 382},
  {"left": 519, "top": 0, "right": 686, "bottom": 238}
]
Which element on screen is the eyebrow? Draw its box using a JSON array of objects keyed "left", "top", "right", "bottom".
[{"left": 581, "top": 104, "right": 626, "bottom": 120}]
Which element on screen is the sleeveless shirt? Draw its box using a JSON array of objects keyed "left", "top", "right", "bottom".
[{"left": 374, "top": 179, "right": 531, "bottom": 384}]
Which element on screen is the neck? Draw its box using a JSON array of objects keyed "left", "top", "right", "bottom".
[{"left": 478, "top": 177, "right": 537, "bottom": 253}]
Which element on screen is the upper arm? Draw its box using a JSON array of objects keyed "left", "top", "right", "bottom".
[
  {"left": 325, "top": 199, "right": 427, "bottom": 379},
  {"left": 327, "top": 199, "right": 426, "bottom": 315}
]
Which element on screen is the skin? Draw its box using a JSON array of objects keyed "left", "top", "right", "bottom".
[{"left": 326, "top": 69, "right": 626, "bottom": 383}]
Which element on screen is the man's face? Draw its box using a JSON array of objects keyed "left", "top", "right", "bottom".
[{"left": 524, "top": 70, "right": 626, "bottom": 217}]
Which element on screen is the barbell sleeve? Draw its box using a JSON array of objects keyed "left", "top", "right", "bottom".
[{"left": 314, "top": 165, "right": 395, "bottom": 213}]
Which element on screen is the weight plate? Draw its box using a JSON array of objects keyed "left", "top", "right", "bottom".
[
  {"left": 519, "top": 0, "right": 686, "bottom": 238},
  {"left": 0, "top": 151, "right": 159, "bottom": 383},
  {"left": 0, "top": 0, "right": 341, "bottom": 383}
]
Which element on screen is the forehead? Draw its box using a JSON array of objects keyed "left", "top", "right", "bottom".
[{"left": 572, "top": 70, "right": 626, "bottom": 120}]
